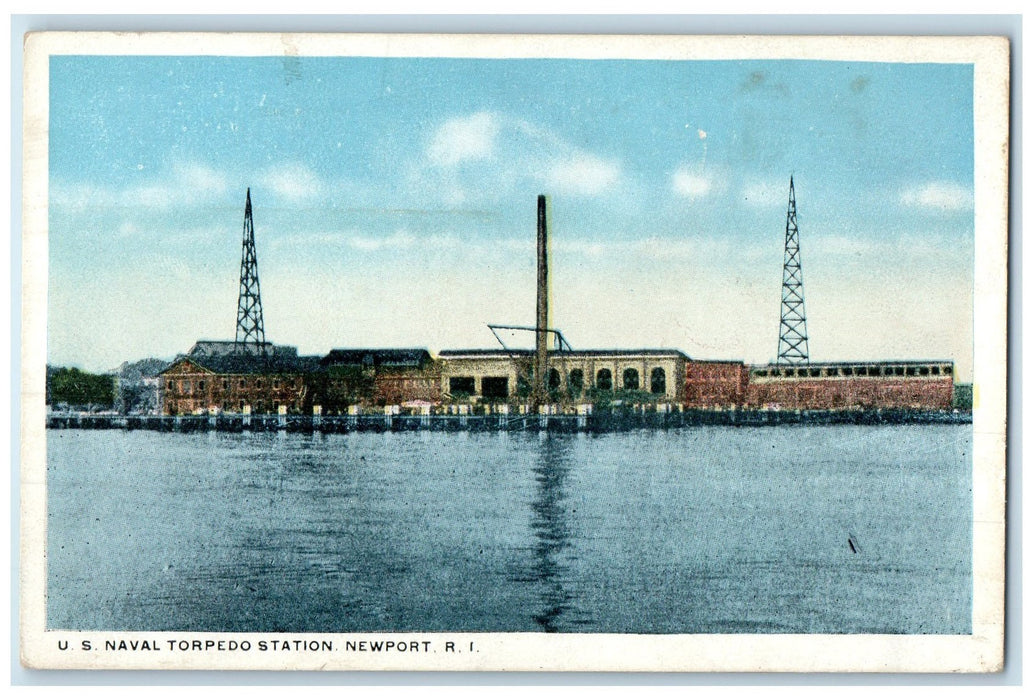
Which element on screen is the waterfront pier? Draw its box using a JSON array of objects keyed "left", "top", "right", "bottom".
[{"left": 46, "top": 406, "right": 970, "bottom": 434}]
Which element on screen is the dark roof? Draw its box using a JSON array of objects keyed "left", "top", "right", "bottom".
[
  {"left": 322, "top": 348, "right": 432, "bottom": 368},
  {"left": 188, "top": 340, "right": 298, "bottom": 358},
  {"left": 751, "top": 359, "right": 954, "bottom": 369},
  {"left": 439, "top": 349, "right": 534, "bottom": 357},
  {"left": 439, "top": 348, "right": 690, "bottom": 359},
  {"left": 161, "top": 354, "right": 321, "bottom": 376}
]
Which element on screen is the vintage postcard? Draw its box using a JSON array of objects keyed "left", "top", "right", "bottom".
[{"left": 20, "top": 32, "right": 1008, "bottom": 672}]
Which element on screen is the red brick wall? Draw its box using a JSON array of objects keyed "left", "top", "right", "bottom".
[
  {"left": 744, "top": 377, "right": 953, "bottom": 410},
  {"left": 373, "top": 369, "right": 443, "bottom": 405},
  {"left": 160, "top": 361, "right": 307, "bottom": 415},
  {"left": 684, "top": 361, "right": 748, "bottom": 408}
]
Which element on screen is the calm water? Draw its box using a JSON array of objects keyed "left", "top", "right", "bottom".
[{"left": 46, "top": 425, "right": 971, "bottom": 634}]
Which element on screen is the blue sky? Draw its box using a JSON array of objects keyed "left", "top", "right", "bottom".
[{"left": 48, "top": 55, "right": 975, "bottom": 377}]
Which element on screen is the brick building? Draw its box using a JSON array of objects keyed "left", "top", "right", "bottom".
[
  {"left": 313, "top": 349, "right": 441, "bottom": 410},
  {"left": 159, "top": 341, "right": 320, "bottom": 415},
  {"left": 162, "top": 343, "right": 444, "bottom": 415},
  {"left": 159, "top": 341, "right": 958, "bottom": 414},
  {"left": 743, "top": 360, "right": 955, "bottom": 410},
  {"left": 684, "top": 360, "right": 748, "bottom": 408}
]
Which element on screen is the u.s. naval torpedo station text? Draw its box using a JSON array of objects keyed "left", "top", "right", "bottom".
[{"left": 65, "top": 638, "right": 472, "bottom": 653}]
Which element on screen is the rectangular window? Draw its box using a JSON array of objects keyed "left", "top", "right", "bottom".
[
  {"left": 481, "top": 376, "right": 509, "bottom": 399},
  {"left": 449, "top": 376, "right": 476, "bottom": 395}
]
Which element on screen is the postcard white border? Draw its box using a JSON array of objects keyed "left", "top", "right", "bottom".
[{"left": 19, "top": 31, "right": 1009, "bottom": 672}]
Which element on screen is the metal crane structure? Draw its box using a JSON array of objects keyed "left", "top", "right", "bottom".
[{"left": 487, "top": 324, "right": 573, "bottom": 353}]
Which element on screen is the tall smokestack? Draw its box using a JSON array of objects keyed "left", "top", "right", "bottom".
[{"left": 535, "top": 194, "right": 549, "bottom": 404}]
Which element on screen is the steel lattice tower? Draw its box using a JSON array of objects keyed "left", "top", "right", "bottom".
[
  {"left": 235, "top": 188, "right": 267, "bottom": 353},
  {"left": 777, "top": 176, "right": 810, "bottom": 365}
]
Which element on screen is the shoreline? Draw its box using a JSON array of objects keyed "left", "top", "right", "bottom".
[{"left": 45, "top": 408, "right": 973, "bottom": 433}]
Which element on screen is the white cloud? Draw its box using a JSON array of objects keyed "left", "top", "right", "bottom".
[
  {"left": 672, "top": 167, "right": 714, "bottom": 198},
  {"left": 427, "top": 112, "right": 500, "bottom": 167},
  {"left": 268, "top": 229, "right": 466, "bottom": 256},
  {"left": 259, "top": 163, "right": 323, "bottom": 201},
  {"left": 512, "top": 118, "right": 569, "bottom": 153},
  {"left": 415, "top": 113, "right": 625, "bottom": 203},
  {"left": 546, "top": 153, "right": 620, "bottom": 196},
  {"left": 132, "top": 185, "right": 175, "bottom": 209},
  {"left": 51, "top": 161, "right": 231, "bottom": 211},
  {"left": 900, "top": 182, "right": 973, "bottom": 213},
  {"left": 174, "top": 163, "right": 227, "bottom": 195},
  {"left": 348, "top": 230, "right": 417, "bottom": 252}
]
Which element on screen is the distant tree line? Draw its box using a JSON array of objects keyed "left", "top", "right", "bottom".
[{"left": 46, "top": 366, "right": 116, "bottom": 409}]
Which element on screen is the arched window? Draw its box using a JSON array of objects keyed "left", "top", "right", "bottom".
[
  {"left": 623, "top": 368, "right": 639, "bottom": 391},
  {"left": 516, "top": 376, "right": 529, "bottom": 396},
  {"left": 650, "top": 367, "right": 666, "bottom": 394},
  {"left": 548, "top": 368, "right": 562, "bottom": 391},
  {"left": 568, "top": 369, "right": 584, "bottom": 396},
  {"left": 596, "top": 368, "right": 613, "bottom": 391}
]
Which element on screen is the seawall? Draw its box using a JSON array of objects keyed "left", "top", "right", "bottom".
[{"left": 46, "top": 408, "right": 971, "bottom": 433}]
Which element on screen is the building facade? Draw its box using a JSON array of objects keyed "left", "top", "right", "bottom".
[
  {"left": 314, "top": 349, "right": 441, "bottom": 410},
  {"left": 159, "top": 341, "right": 319, "bottom": 415},
  {"left": 160, "top": 356, "right": 314, "bottom": 415},
  {"left": 160, "top": 340, "right": 959, "bottom": 414},
  {"left": 743, "top": 360, "right": 955, "bottom": 410},
  {"left": 438, "top": 349, "right": 687, "bottom": 403},
  {"left": 684, "top": 360, "right": 749, "bottom": 408}
]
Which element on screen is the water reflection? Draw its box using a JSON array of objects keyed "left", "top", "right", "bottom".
[{"left": 528, "top": 434, "right": 583, "bottom": 632}]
